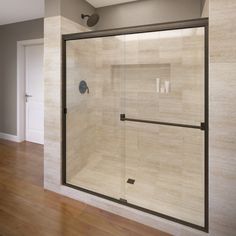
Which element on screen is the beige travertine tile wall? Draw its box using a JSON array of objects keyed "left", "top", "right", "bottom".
[
  {"left": 44, "top": 16, "right": 62, "bottom": 192},
  {"left": 44, "top": 16, "right": 88, "bottom": 191},
  {"left": 66, "top": 38, "right": 97, "bottom": 179},
  {"left": 66, "top": 36, "right": 125, "bottom": 183},
  {"left": 209, "top": 0, "right": 236, "bottom": 235}
]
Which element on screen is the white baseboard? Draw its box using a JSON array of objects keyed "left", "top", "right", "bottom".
[{"left": 0, "top": 132, "right": 22, "bottom": 143}]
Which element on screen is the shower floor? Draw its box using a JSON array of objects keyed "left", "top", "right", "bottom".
[{"left": 68, "top": 152, "right": 204, "bottom": 227}]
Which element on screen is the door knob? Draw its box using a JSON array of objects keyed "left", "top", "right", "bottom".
[{"left": 25, "top": 94, "right": 32, "bottom": 102}]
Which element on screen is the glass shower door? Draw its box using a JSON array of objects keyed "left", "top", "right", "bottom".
[
  {"left": 122, "top": 27, "right": 205, "bottom": 227},
  {"left": 63, "top": 20, "right": 208, "bottom": 230},
  {"left": 65, "top": 35, "right": 127, "bottom": 201}
]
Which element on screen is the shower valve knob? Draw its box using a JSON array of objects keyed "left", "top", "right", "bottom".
[{"left": 79, "top": 80, "right": 89, "bottom": 94}]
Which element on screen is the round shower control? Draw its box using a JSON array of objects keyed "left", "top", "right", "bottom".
[{"left": 79, "top": 80, "right": 89, "bottom": 94}]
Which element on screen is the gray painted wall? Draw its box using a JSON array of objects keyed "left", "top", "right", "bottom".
[
  {"left": 0, "top": 35, "right": 3, "bottom": 132},
  {"left": 61, "top": 0, "right": 94, "bottom": 28},
  {"left": 0, "top": 19, "right": 43, "bottom": 135},
  {"left": 44, "top": 0, "right": 203, "bottom": 30},
  {"left": 201, "top": 0, "right": 207, "bottom": 13},
  {"left": 45, "top": 0, "right": 95, "bottom": 28},
  {"left": 45, "top": 0, "right": 203, "bottom": 30},
  {"left": 95, "top": 0, "right": 203, "bottom": 30},
  {"left": 45, "top": 0, "right": 61, "bottom": 17}
]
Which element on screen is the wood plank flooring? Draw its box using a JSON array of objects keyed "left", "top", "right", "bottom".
[{"left": 0, "top": 139, "right": 171, "bottom": 236}]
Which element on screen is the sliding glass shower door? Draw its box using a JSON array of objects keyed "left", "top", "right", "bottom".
[
  {"left": 121, "top": 28, "right": 205, "bottom": 227},
  {"left": 63, "top": 20, "right": 208, "bottom": 231},
  {"left": 65, "top": 35, "right": 126, "bottom": 201}
]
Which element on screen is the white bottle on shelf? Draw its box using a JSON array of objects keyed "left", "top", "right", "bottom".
[
  {"left": 160, "top": 85, "right": 165, "bottom": 93},
  {"left": 156, "top": 78, "right": 160, "bottom": 93},
  {"left": 164, "top": 80, "right": 170, "bottom": 93}
]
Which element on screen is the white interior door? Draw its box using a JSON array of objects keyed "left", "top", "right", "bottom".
[{"left": 25, "top": 44, "right": 44, "bottom": 144}]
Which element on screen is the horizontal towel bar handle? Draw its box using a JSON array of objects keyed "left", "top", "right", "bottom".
[{"left": 120, "top": 114, "right": 205, "bottom": 131}]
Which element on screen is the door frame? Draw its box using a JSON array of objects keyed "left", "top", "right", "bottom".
[
  {"left": 17, "top": 38, "right": 44, "bottom": 142},
  {"left": 61, "top": 18, "right": 209, "bottom": 232}
]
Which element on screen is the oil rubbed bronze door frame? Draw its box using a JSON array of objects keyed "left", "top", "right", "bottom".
[{"left": 62, "top": 18, "right": 209, "bottom": 232}]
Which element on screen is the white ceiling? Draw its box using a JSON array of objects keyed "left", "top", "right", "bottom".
[
  {"left": 86, "top": 0, "right": 138, "bottom": 8},
  {"left": 0, "top": 0, "right": 44, "bottom": 25}
]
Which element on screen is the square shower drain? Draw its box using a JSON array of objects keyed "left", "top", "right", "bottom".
[{"left": 127, "top": 178, "right": 135, "bottom": 184}]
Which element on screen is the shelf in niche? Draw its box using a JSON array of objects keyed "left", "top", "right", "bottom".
[{"left": 111, "top": 63, "right": 171, "bottom": 94}]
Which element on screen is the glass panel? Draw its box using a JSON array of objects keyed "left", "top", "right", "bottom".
[
  {"left": 123, "top": 27, "right": 205, "bottom": 226},
  {"left": 125, "top": 123, "right": 204, "bottom": 226},
  {"left": 123, "top": 27, "right": 205, "bottom": 126},
  {"left": 66, "top": 35, "right": 126, "bottom": 200}
]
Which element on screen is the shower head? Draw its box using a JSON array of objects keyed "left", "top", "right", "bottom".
[{"left": 81, "top": 13, "right": 100, "bottom": 27}]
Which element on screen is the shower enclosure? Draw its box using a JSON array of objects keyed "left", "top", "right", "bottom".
[{"left": 62, "top": 18, "right": 208, "bottom": 232}]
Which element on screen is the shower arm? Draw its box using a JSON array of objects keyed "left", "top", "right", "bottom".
[{"left": 81, "top": 14, "right": 90, "bottom": 19}]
